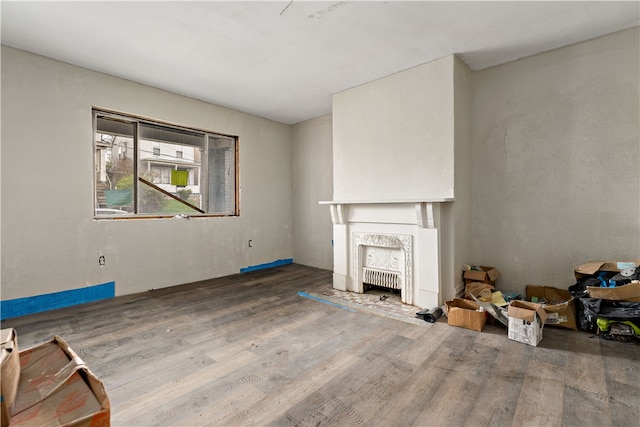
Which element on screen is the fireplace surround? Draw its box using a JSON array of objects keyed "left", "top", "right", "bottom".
[{"left": 321, "top": 199, "right": 454, "bottom": 309}]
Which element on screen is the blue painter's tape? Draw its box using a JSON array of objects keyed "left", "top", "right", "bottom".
[
  {"left": 0, "top": 282, "right": 115, "bottom": 321},
  {"left": 240, "top": 258, "right": 293, "bottom": 273},
  {"left": 297, "top": 291, "right": 356, "bottom": 312}
]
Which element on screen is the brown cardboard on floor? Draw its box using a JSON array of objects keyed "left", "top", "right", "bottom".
[{"left": 1, "top": 329, "right": 20, "bottom": 427}]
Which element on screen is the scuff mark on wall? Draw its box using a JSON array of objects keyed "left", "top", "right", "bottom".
[{"left": 308, "top": 1, "right": 348, "bottom": 19}]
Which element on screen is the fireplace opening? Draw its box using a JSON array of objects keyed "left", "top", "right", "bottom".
[
  {"left": 363, "top": 265, "right": 402, "bottom": 300},
  {"left": 353, "top": 232, "right": 413, "bottom": 304},
  {"left": 364, "top": 283, "right": 401, "bottom": 301}
]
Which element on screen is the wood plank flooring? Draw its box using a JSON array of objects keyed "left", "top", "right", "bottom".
[{"left": 3, "top": 264, "right": 639, "bottom": 426}]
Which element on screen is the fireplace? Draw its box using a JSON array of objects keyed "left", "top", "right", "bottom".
[
  {"left": 320, "top": 199, "right": 454, "bottom": 309},
  {"left": 353, "top": 232, "right": 413, "bottom": 304}
]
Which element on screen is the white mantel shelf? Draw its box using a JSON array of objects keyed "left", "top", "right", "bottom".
[
  {"left": 319, "top": 198, "right": 454, "bottom": 204},
  {"left": 319, "top": 198, "right": 454, "bottom": 229}
]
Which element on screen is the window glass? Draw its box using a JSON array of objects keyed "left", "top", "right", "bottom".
[{"left": 94, "top": 110, "right": 238, "bottom": 217}]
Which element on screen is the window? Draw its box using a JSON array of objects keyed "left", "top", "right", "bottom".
[{"left": 93, "top": 109, "right": 238, "bottom": 217}]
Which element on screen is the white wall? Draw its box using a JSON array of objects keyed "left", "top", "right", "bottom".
[
  {"left": 330, "top": 55, "right": 466, "bottom": 306},
  {"left": 444, "top": 56, "right": 474, "bottom": 302},
  {"left": 1, "top": 46, "right": 293, "bottom": 300},
  {"left": 332, "top": 56, "right": 455, "bottom": 201},
  {"left": 472, "top": 27, "right": 640, "bottom": 292},
  {"left": 3, "top": 27, "right": 638, "bottom": 308},
  {"left": 291, "top": 114, "right": 333, "bottom": 270}
]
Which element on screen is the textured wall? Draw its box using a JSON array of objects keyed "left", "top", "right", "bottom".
[
  {"left": 291, "top": 114, "right": 334, "bottom": 270},
  {"left": 1, "top": 46, "right": 293, "bottom": 300},
  {"left": 472, "top": 28, "right": 640, "bottom": 292}
]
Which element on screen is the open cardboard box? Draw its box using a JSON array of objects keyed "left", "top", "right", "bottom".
[
  {"left": 445, "top": 298, "right": 487, "bottom": 332},
  {"left": 526, "top": 285, "right": 577, "bottom": 330},
  {"left": 463, "top": 265, "right": 501, "bottom": 285},
  {"left": 13, "top": 336, "right": 85, "bottom": 415},
  {"left": 10, "top": 366, "right": 109, "bottom": 427},
  {"left": 575, "top": 261, "right": 640, "bottom": 302},
  {"left": 0, "top": 333, "right": 109, "bottom": 427},
  {"left": 574, "top": 260, "right": 639, "bottom": 280},
  {"left": 507, "top": 300, "right": 547, "bottom": 347},
  {"left": 1, "top": 329, "right": 20, "bottom": 427},
  {"left": 587, "top": 281, "right": 640, "bottom": 303}
]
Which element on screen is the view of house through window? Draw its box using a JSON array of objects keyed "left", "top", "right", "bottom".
[{"left": 94, "top": 110, "right": 238, "bottom": 217}]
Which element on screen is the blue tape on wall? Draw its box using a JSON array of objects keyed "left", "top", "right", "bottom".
[
  {"left": 0, "top": 281, "right": 115, "bottom": 321},
  {"left": 240, "top": 258, "right": 293, "bottom": 273}
]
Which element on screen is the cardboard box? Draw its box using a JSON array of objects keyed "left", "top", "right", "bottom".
[
  {"left": 11, "top": 336, "right": 110, "bottom": 427},
  {"left": 1, "top": 329, "right": 20, "bottom": 427},
  {"left": 574, "top": 260, "right": 640, "bottom": 280},
  {"left": 13, "top": 336, "right": 85, "bottom": 415},
  {"left": 586, "top": 280, "right": 640, "bottom": 303},
  {"left": 526, "top": 285, "right": 577, "bottom": 330},
  {"left": 507, "top": 300, "right": 547, "bottom": 346},
  {"left": 445, "top": 298, "right": 487, "bottom": 332},
  {"left": 9, "top": 366, "right": 110, "bottom": 427},
  {"left": 464, "top": 281, "right": 495, "bottom": 299},
  {"left": 464, "top": 266, "right": 501, "bottom": 285}
]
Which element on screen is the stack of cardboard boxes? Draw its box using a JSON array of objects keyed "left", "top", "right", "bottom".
[
  {"left": 0, "top": 329, "right": 109, "bottom": 427},
  {"left": 445, "top": 265, "right": 503, "bottom": 334},
  {"left": 445, "top": 265, "right": 551, "bottom": 346},
  {"left": 444, "top": 260, "right": 639, "bottom": 345}
]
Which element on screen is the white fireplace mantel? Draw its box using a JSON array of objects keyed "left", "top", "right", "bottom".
[
  {"left": 319, "top": 199, "right": 454, "bottom": 229},
  {"left": 320, "top": 198, "right": 454, "bottom": 309}
]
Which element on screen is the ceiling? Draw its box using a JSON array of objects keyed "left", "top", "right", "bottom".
[{"left": 2, "top": 1, "right": 638, "bottom": 125}]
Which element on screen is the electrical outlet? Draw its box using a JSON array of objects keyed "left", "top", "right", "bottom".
[
  {"left": 248, "top": 240, "right": 253, "bottom": 247},
  {"left": 98, "top": 255, "right": 106, "bottom": 266}
]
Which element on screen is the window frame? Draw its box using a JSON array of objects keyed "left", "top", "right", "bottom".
[{"left": 92, "top": 108, "right": 239, "bottom": 219}]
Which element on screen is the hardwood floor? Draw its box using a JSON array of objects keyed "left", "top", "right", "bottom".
[{"left": 3, "top": 264, "right": 639, "bottom": 426}]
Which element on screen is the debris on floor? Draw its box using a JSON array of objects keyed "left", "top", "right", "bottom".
[
  {"left": 415, "top": 306, "right": 443, "bottom": 323},
  {"left": 445, "top": 260, "right": 640, "bottom": 345}
]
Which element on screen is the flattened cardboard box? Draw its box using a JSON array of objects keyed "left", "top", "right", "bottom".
[
  {"left": 465, "top": 282, "right": 495, "bottom": 300},
  {"left": 574, "top": 260, "right": 640, "bottom": 280},
  {"left": 587, "top": 280, "right": 640, "bottom": 303},
  {"left": 10, "top": 366, "right": 109, "bottom": 427},
  {"left": 13, "top": 336, "right": 85, "bottom": 415},
  {"left": 508, "top": 300, "right": 547, "bottom": 347},
  {"left": 11, "top": 336, "right": 110, "bottom": 427},
  {"left": 525, "top": 285, "right": 577, "bottom": 330},
  {"left": 445, "top": 299, "right": 487, "bottom": 332},
  {"left": 1, "top": 329, "right": 20, "bottom": 427},
  {"left": 464, "top": 266, "right": 501, "bottom": 285}
]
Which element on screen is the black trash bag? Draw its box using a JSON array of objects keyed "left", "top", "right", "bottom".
[
  {"left": 580, "top": 298, "right": 640, "bottom": 342},
  {"left": 569, "top": 278, "right": 601, "bottom": 299},
  {"left": 577, "top": 297, "right": 598, "bottom": 332},
  {"left": 581, "top": 298, "right": 640, "bottom": 321},
  {"left": 416, "top": 307, "right": 443, "bottom": 323},
  {"left": 579, "top": 298, "right": 640, "bottom": 334}
]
